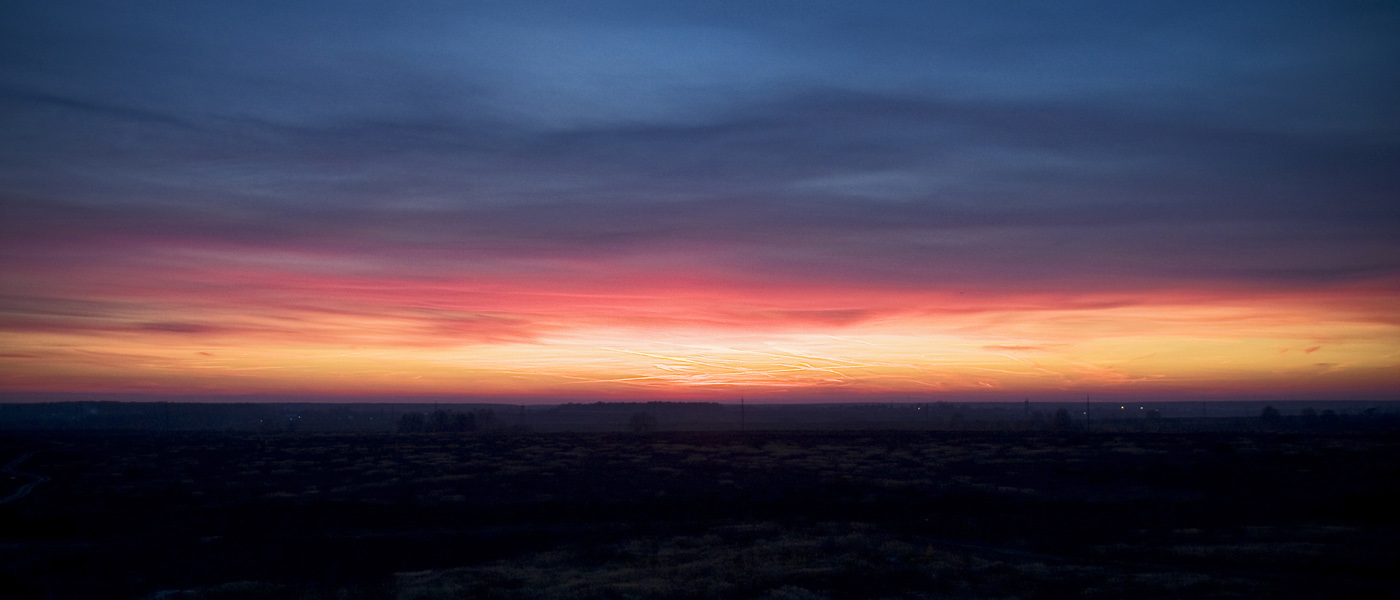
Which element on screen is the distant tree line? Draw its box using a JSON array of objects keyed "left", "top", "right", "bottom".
[
  {"left": 1260, "top": 405, "right": 1348, "bottom": 429},
  {"left": 397, "top": 409, "right": 495, "bottom": 433},
  {"left": 558, "top": 401, "right": 722, "bottom": 410}
]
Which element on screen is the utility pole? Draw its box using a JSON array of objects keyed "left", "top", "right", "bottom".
[{"left": 1085, "top": 394, "right": 1091, "bottom": 430}]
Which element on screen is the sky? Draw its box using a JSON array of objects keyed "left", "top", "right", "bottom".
[{"left": 1, "top": 1, "right": 1398, "bottom": 402}]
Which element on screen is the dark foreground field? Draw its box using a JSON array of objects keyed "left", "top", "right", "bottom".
[{"left": 2, "top": 430, "right": 1398, "bottom": 599}]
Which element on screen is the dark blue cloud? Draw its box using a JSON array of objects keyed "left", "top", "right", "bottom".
[{"left": 2, "top": 0, "right": 1398, "bottom": 294}]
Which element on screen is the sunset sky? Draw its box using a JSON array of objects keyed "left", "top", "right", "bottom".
[{"left": 2, "top": 1, "right": 1397, "bottom": 402}]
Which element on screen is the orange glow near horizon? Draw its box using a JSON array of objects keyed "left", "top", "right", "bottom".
[
  {"left": 3, "top": 266, "right": 1397, "bottom": 400},
  {"left": 4, "top": 1, "right": 1399, "bottom": 405}
]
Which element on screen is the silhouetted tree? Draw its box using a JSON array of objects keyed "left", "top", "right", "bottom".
[
  {"left": 397, "top": 412, "right": 426, "bottom": 433},
  {"left": 429, "top": 410, "right": 452, "bottom": 432},
  {"left": 1301, "top": 407, "right": 1319, "bottom": 428},
  {"left": 628, "top": 412, "right": 657, "bottom": 433},
  {"left": 1027, "top": 410, "right": 1047, "bottom": 429},
  {"left": 1052, "top": 408, "right": 1074, "bottom": 431},
  {"left": 1260, "top": 405, "right": 1281, "bottom": 427},
  {"left": 475, "top": 409, "right": 496, "bottom": 430},
  {"left": 1319, "top": 409, "right": 1340, "bottom": 428},
  {"left": 452, "top": 411, "right": 476, "bottom": 432},
  {"left": 949, "top": 412, "right": 965, "bottom": 429}
]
